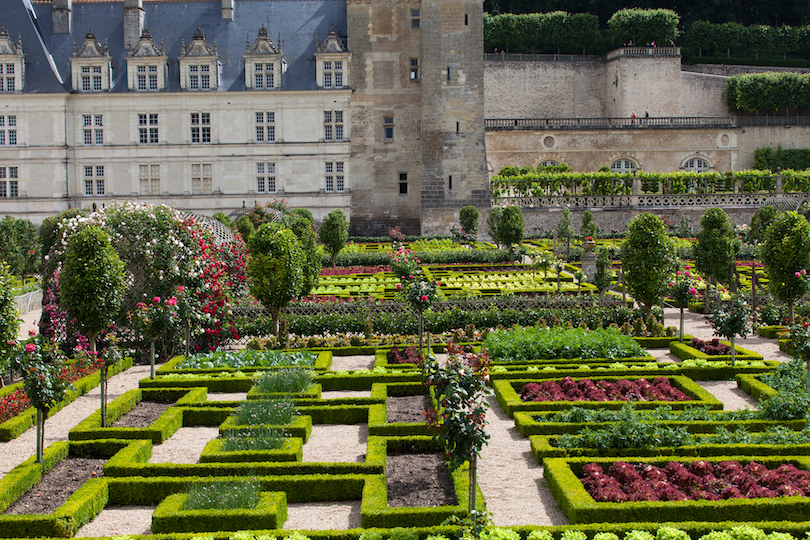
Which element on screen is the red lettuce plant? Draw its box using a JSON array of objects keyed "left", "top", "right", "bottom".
[
  {"left": 520, "top": 376, "right": 690, "bottom": 402},
  {"left": 690, "top": 338, "right": 733, "bottom": 356}
]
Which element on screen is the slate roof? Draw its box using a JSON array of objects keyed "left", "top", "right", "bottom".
[{"left": 4, "top": 0, "right": 348, "bottom": 93}]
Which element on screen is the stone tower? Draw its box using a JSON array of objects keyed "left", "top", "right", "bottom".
[{"left": 346, "top": 0, "right": 489, "bottom": 236}]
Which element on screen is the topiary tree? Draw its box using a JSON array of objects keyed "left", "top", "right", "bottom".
[
  {"left": 236, "top": 214, "right": 255, "bottom": 242},
  {"left": 285, "top": 212, "right": 321, "bottom": 297},
  {"left": 556, "top": 207, "right": 574, "bottom": 257},
  {"left": 761, "top": 211, "right": 810, "bottom": 323},
  {"left": 486, "top": 207, "right": 503, "bottom": 248},
  {"left": 710, "top": 295, "right": 751, "bottom": 367},
  {"left": 694, "top": 208, "right": 739, "bottom": 310},
  {"left": 248, "top": 223, "right": 305, "bottom": 336},
  {"left": 593, "top": 247, "right": 612, "bottom": 298},
  {"left": 607, "top": 8, "right": 679, "bottom": 48},
  {"left": 580, "top": 209, "right": 598, "bottom": 240},
  {"left": 498, "top": 206, "right": 525, "bottom": 262},
  {"left": 319, "top": 209, "right": 349, "bottom": 268},
  {"left": 620, "top": 213, "right": 677, "bottom": 316},
  {"left": 748, "top": 205, "right": 779, "bottom": 244},
  {"left": 459, "top": 206, "right": 480, "bottom": 236},
  {"left": 59, "top": 225, "right": 125, "bottom": 426},
  {"left": 0, "top": 262, "right": 21, "bottom": 383}
]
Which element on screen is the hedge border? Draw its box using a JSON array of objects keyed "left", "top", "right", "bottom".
[
  {"left": 360, "top": 435, "right": 486, "bottom": 528},
  {"left": 151, "top": 490, "right": 287, "bottom": 533},
  {"left": 67, "top": 387, "right": 206, "bottom": 443},
  {"left": 544, "top": 455, "right": 810, "bottom": 524},
  {"left": 156, "top": 351, "right": 332, "bottom": 375},
  {"left": 199, "top": 437, "right": 304, "bottom": 463},
  {"left": 493, "top": 375, "right": 723, "bottom": 417},
  {"left": 0, "top": 356, "right": 134, "bottom": 441},
  {"left": 219, "top": 414, "right": 313, "bottom": 443},
  {"left": 670, "top": 341, "right": 763, "bottom": 362},
  {"left": 367, "top": 382, "right": 433, "bottom": 436}
]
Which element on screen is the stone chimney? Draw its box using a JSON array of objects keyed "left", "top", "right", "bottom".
[
  {"left": 222, "top": 0, "right": 234, "bottom": 20},
  {"left": 124, "top": 0, "right": 145, "bottom": 51},
  {"left": 52, "top": 0, "right": 72, "bottom": 34}
]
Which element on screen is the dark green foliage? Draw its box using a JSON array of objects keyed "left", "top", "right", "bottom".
[
  {"left": 620, "top": 213, "right": 677, "bottom": 315},
  {"left": 747, "top": 205, "right": 779, "bottom": 243},
  {"left": 607, "top": 9, "right": 679, "bottom": 49},
  {"left": 236, "top": 214, "right": 255, "bottom": 241},
  {"left": 593, "top": 247, "right": 612, "bottom": 295},
  {"left": 760, "top": 211, "right": 810, "bottom": 320},
  {"left": 39, "top": 208, "right": 86, "bottom": 261},
  {"left": 247, "top": 222, "right": 305, "bottom": 335},
  {"left": 319, "top": 209, "right": 349, "bottom": 268},
  {"left": 726, "top": 72, "right": 810, "bottom": 112},
  {"left": 486, "top": 207, "right": 503, "bottom": 247},
  {"left": 0, "top": 262, "right": 20, "bottom": 372},
  {"left": 285, "top": 213, "right": 321, "bottom": 297},
  {"left": 459, "top": 206, "right": 480, "bottom": 234},
  {"left": 580, "top": 209, "right": 597, "bottom": 239},
  {"left": 0, "top": 216, "right": 41, "bottom": 280},
  {"left": 694, "top": 208, "right": 738, "bottom": 284},
  {"left": 754, "top": 147, "right": 810, "bottom": 171},
  {"left": 211, "top": 212, "right": 236, "bottom": 228},
  {"left": 498, "top": 206, "right": 525, "bottom": 260},
  {"left": 291, "top": 207, "right": 314, "bottom": 223},
  {"left": 484, "top": 12, "right": 601, "bottom": 54},
  {"left": 59, "top": 226, "right": 125, "bottom": 348}
]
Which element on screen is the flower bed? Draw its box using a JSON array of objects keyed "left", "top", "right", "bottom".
[
  {"left": 520, "top": 376, "right": 691, "bottom": 402},
  {"left": 580, "top": 460, "right": 810, "bottom": 502}
]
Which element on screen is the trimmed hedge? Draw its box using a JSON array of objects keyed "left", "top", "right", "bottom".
[
  {"left": 493, "top": 376, "right": 723, "bottom": 417},
  {"left": 544, "top": 455, "right": 810, "bottom": 524},
  {"left": 67, "top": 387, "right": 206, "bottom": 443},
  {"left": 219, "top": 414, "right": 313, "bottom": 442},
  {"left": 670, "top": 341, "right": 763, "bottom": 362},
  {"left": 157, "top": 351, "right": 333, "bottom": 375},
  {"left": 360, "top": 435, "right": 486, "bottom": 528},
  {"left": 199, "top": 437, "right": 303, "bottom": 463},
  {"left": 758, "top": 325, "right": 788, "bottom": 339},
  {"left": 0, "top": 356, "right": 134, "bottom": 441},
  {"left": 151, "top": 490, "right": 287, "bottom": 533},
  {"left": 368, "top": 382, "right": 433, "bottom": 436}
]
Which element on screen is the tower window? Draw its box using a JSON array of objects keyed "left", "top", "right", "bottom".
[
  {"left": 399, "top": 172, "right": 408, "bottom": 195},
  {"left": 411, "top": 9, "right": 420, "bottom": 28},
  {"left": 383, "top": 116, "right": 394, "bottom": 141},
  {"left": 410, "top": 58, "right": 419, "bottom": 81}
]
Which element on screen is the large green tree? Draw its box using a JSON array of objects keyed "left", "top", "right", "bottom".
[
  {"left": 498, "top": 206, "right": 525, "bottom": 262},
  {"left": 607, "top": 8, "right": 679, "bottom": 48},
  {"left": 0, "top": 262, "right": 20, "bottom": 381},
  {"left": 694, "top": 207, "right": 738, "bottom": 286},
  {"left": 761, "top": 211, "right": 810, "bottom": 323},
  {"left": 59, "top": 225, "right": 125, "bottom": 427},
  {"left": 248, "top": 223, "right": 305, "bottom": 336},
  {"left": 319, "top": 209, "right": 349, "bottom": 268},
  {"left": 285, "top": 212, "right": 321, "bottom": 297},
  {"left": 620, "top": 213, "right": 677, "bottom": 315},
  {"left": 748, "top": 205, "right": 780, "bottom": 243}
]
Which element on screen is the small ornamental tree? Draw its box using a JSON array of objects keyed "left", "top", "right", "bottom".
[
  {"left": 694, "top": 208, "right": 738, "bottom": 307},
  {"left": 667, "top": 270, "right": 699, "bottom": 342},
  {"left": 459, "top": 206, "right": 480, "bottom": 236},
  {"left": 593, "top": 247, "right": 612, "bottom": 297},
  {"left": 248, "top": 223, "right": 305, "bottom": 336},
  {"left": 580, "top": 209, "right": 598, "bottom": 240},
  {"left": 710, "top": 295, "right": 751, "bottom": 366},
  {"left": 761, "top": 211, "right": 810, "bottom": 323},
  {"left": 423, "top": 343, "right": 491, "bottom": 530},
  {"left": 402, "top": 276, "right": 441, "bottom": 348},
  {"left": 0, "top": 262, "right": 21, "bottom": 382},
  {"left": 788, "top": 321, "right": 810, "bottom": 395},
  {"left": 486, "top": 207, "right": 502, "bottom": 248},
  {"left": 556, "top": 207, "right": 574, "bottom": 257},
  {"left": 286, "top": 212, "right": 321, "bottom": 297},
  {"left": 13, "top": 334, "right": 69, "bottom": 462},
  {"left": 59, "top": 225, "right": 125, "bottom": 427},
  {"left": 498, "top": 206, "right": 525, "bottom": 262},
  {"left": 621, "top": 213, "right": 677, "bottom": 316},
  {"left": 748, "top": 205, "right": 779, "bottom": 244},
  {"left": 319, "top": 209, "right": 349, "bottom": 268}
]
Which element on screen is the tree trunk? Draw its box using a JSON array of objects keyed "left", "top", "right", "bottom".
[
  {"left": 36, "top": 408, "right": 43, "bottom": 463},
  {"left": 468, "top": 452, "right": 477, "bottom": 519},
  {"left": 150, "top": 340, "right": 156, "bottom": 380},
  {"left": 272, "top": 307, "right": 280, "bottom": 337},
  {"left": 679, "top": 307, "right": 685, "bottom": 342},
  {"left": 730, "top": 335, "right": 736, "bottom": 367},
  {"left": 418, "top": 312, "right": 424, "bottom": 349}
]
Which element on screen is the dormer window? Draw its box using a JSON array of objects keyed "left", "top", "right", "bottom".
[
  {"left": 0, "top": 28, "right": 24, "bottom": 94},
  {"left": 179, "top": 28, "right": 219, "bottom": 92},
  {"left": 244, "top": 27, "right": 284, "bottom": 90},
  {"left": 315, "top": 28, "right": 350, "bottom": 90},
  {"left": 71, "top": 31, "right": 112, "bottom": 92},
  {"left": 127, "top": 29, "right": 167, "bottom": 92}
]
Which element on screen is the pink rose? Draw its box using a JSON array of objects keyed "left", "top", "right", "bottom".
[
  {"left": 676, "top": 270, "right": 682, "bottom": 276},
  {"left": 689, "top": 287, "right": 697, "bottom": 295},
  {"left": 25, "top": 343, "right": 36, "bottom": 353},
  {"left": 668, "top": 282, "right": 674, "bottom": 287},
  {"left": 421, "top": 295, "right": 428, "bottom": 302},
  {"left": 796, "top": 272, "right": 801, "bottom": 278},
  {"left": 28, "top": 329, "right": 37, "bottom": 337},
  {"left": 396, "top": 283, "right": 402, "bottom": 290},
  {"left": 167, "top": 297, "right": 177, "bottom": 306},
  {"left": 153, "top": 297, "right": 161, "bottom": 304},
  {"left": 803, "top": 269, "right": 808, "bottom": 276},
  {"left": 177, "top": 286, "right": 185, "bottom": 292},
  {"left": 685, "top": 265, "right": 691, "bottom": 270}
]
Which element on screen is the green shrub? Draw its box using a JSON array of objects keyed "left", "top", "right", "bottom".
[
  {"left": 483, "top": 326, "right": 646, "bottom": 362},
  {"left": 388, "top": 528, "right": 419, "bottom": 540},
  {"left": 656, "top": 527, "right": 690, "bottom": 540},
  {"left": 255, "top": 368, "right": 313, "bottom": 394},
  {"left": 222, "top": 427, "right": 286, "bottom": 451},
  {"left": 234, "top": 399, "right": 297, "bottom": 425},
  {"left": 527, "top": 531, "right": 554, "bottom": 540}
]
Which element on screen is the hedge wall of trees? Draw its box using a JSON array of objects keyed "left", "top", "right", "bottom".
[
  {"left": 754, "top": 147, "right": 810, "bottom": 171},
  {"left": 725, "top": 72, "right": 810, "bottom": 112}
]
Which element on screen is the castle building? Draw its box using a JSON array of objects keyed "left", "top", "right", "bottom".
[{"left": 1, "top": 0, "right": 489, "bottom": 235}]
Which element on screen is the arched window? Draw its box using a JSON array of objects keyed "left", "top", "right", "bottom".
[
  {"left": 610, "top": 159, "right": 636, "bottom": 173},
  {"left": 683, "top": 157, "right": 710, "bottom": 172},
  {"left": 538, "top": 160, "right": 559, "bottom": 167}
]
